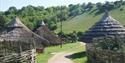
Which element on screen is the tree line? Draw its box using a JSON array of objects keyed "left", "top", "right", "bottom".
[{"left": 0, "top": 0, "right": 125, "bottom": 31}]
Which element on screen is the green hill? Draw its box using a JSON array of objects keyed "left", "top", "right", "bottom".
[{"left": 55, "top": 5, "right": 125, "bottom": 33}]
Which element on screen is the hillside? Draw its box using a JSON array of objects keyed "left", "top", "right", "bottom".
[{"left": 55, "top": 5, "right": 125, "bottom": 33}]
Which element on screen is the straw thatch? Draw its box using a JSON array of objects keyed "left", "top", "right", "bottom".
[
  {"left": 80, "top": 11, "right": 125, "bottom": 43},
  {"left": 34, "top": 21, "right": 62, "bottom": 45},
  {"left": 0, "top": 17, "right": 49, "bottom": 63},
  {"left": 0, "top": 17, "right": 49, "bottom": 53}
]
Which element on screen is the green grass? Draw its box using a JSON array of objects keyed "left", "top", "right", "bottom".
[
  {"left": 36, "top": 42, "right": 86, "bottom": 63},
  {"left": 37, "top": 5, "right": 125, "bottom": 63},
  {"left": 55, "top": 5, "right": 125, "bottom": 34},
  {"left": 69, "top": 51, "right": 87, "bottom": 63}
]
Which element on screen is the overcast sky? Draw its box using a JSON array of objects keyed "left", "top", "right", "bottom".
[{"left": 0, "top": 0, "right": 118, "bottom": 11}]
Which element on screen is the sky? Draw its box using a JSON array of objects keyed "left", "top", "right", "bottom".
[{"left": 0, "top": 0, "right": 118, "bottom": 11}]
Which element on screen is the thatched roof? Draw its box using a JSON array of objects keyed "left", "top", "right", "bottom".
[
  {"left": 34, "top": 21, "right": 62, "bottom": 45},
  {"left": 0, "top": 17, "right": 49, "bottom": 48},
  {"left": 80, "top": 12, "right": 125, "bottom": 43},
  {"left": 38, "top": 21, "right": 45, "bottom": 26}
]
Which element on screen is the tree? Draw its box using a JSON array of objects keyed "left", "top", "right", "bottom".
[
  {"left": 85, "top": 2, "right": 93, "bottom": 11},
  {"left": 5, "top": 6, "right": 17, "bottom": 15},
  {"left": 104, "top": 1, "right": 115, "bottom": 10},
  {"left": 69, "top": 4, "right": 82, "bottom": 16},
  {"left": 71, "top": 31, "right": 78, "bottom": 42},
  {"left": 0, "top": 16, "right": 6, "bottom": 29},
  {"left": 47, "top": 21, "right": 57, "bottom": 31},
  {"left": 96, "top": 2, "right": 103, "bottom": 10}
]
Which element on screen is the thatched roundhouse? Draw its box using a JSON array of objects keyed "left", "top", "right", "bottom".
[
  {"left": 34, "top": 21, "right": 62, "bottom": 45},
  {"left": 80, "top": 11, "right": 125, "bottom": 43},
  {"left": 0, "top": 17, "right": 49, "bottom": 63},
  {"left": 80, "top": 11, "right": 125, "bottom": 63}
]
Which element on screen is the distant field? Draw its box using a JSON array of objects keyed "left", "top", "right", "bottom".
[
  {"left": 36, "top": 42, "right": 87, "bottom": 63},
  {"left": 55, "top": 5, "right": 125, "bottom": 33}
]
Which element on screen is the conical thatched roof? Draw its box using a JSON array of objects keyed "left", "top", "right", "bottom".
[
  {"left": 0, "top": 17, "right": 49, "bottom": 49},
  {"left": 34, "top": 21, "right": 62, "bottom": 45},
  {"left": 7, "top": 17, "right": 27, "bottom": 28},
  {"left": 38, "top": 21, "right": 45, "bottom": 26},
  {"left": 80, "top": 12, "right": 125, "bottom": 43}
]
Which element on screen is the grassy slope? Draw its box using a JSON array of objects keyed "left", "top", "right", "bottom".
[
  {"left": 37, "top": 5, "right": 125, "bottom": 63},
  {"left": 55, "top": 5, "right": 125, "bottom": 33},
  {"left": 36, "top": 42, "right": 86, "bottom": 63}
]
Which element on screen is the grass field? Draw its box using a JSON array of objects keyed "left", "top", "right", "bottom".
[
  {"left": 55, "top": 5, "right": 125, "bottom": 33},
  {"left": 36, "top": 42, "right": 87, "bottom": 63}
]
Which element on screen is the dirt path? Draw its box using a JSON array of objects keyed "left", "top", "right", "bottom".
[
  {"left": 48, "top": 52, "right": 74, "bottom": 63},
  {"left": 79, "top": 42, "right": 86, "bottom": 46},
  {"left": 48, "top": 42, "right": 85, "bottom": 63}
]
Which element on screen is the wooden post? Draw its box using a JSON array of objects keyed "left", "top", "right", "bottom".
[{"left": 60, "top": 6, "right": 63, "bottom": 48}]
